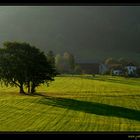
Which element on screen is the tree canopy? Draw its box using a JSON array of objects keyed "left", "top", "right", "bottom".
[{"left": 0, "top": 41, "right": 57, "bottom": 94}]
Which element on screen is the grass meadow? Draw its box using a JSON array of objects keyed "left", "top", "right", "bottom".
[{"left": 0, "top": 75, "right": 140, "bottom": 131}]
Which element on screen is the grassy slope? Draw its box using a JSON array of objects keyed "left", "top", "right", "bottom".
[{"left": 0, "top": 75, "right": 140, "bottom": 131}]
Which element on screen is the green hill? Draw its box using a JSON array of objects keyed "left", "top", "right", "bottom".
[{"left": 0, "top": 75, "right": 140, "bottom": 131}]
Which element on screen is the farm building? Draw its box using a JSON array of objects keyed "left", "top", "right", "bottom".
[
  {"left": 110, "top": 64, "right": 124, "bottom": 76},
  {"left": 112, "top": 69, "right": 123, "bottom": 76},
  {"left": 125, "top": 63, "right": 137, "bottom": 76}
]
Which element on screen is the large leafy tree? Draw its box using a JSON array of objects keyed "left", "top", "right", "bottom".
[{"left": 0, "top": 41, "right": 57, "bottom": 94}]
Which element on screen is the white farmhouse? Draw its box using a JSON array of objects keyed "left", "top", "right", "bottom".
[
  {"left": 125, "top": 63, "right": 137, "bottom": 75},
  {"left": 112, "top": 69, "right": 122, "bottom": 76}
]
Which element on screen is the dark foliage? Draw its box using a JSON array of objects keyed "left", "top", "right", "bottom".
[{"left": 0, "top": 41, "right": 57, "bottom": 94}]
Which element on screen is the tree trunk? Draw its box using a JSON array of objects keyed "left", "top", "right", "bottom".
[
  {"left": 31, "top": 83, "right": 36, "bottom": 94},
  {"left": 19, "top": 86, "right": 25, "bottom": 94},
  {"left": 11, "top": 80, "right": 25, "bottom": 94},
  {"left": 19, "top": 83, "right": 25, "bottom": 94},
  {"left": 27, "top": 81, "right": 31, "bottom": 94}
]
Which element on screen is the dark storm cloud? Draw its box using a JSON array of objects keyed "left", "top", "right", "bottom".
[{"left": 0, "top": 6, "right": 140, "bottom": 62}]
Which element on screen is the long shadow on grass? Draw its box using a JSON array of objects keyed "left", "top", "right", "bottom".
[
  {"left": 33, "top": 94, "right": 140, "bottom": 121},
  {"left": 36, "top": 95, "right": 140, "bottom": 122}
]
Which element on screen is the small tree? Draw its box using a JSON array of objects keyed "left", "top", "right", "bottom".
[
  {"left": 63, "top": 52, "right": 75, "bottom": 73},
  {"left": 55, "top": 54, "right": 64, "bottom": 73}
]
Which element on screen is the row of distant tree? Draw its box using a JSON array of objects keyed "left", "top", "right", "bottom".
[{"left": 46, "top": 51, "right": 82, "bottom": 74}]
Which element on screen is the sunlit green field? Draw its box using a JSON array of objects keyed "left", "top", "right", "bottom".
[{"left": 0, "top": 75, "right": 140, "bottom": 131}]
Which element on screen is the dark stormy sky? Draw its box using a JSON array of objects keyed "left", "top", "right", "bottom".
[{"left": 0, "top": 6, "right": 140, "bottom": 63}]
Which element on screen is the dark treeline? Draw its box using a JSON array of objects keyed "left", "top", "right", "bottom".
[{"left": 47, "top": 51, "right": 82, "bottom": 74}]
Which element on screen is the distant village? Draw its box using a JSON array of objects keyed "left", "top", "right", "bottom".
[
  {"left": 52, "top": 52, "right": 140, "bottom": 77},
  {"left": 76, "top": 62, "right": 140, "bottom": 77}
]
